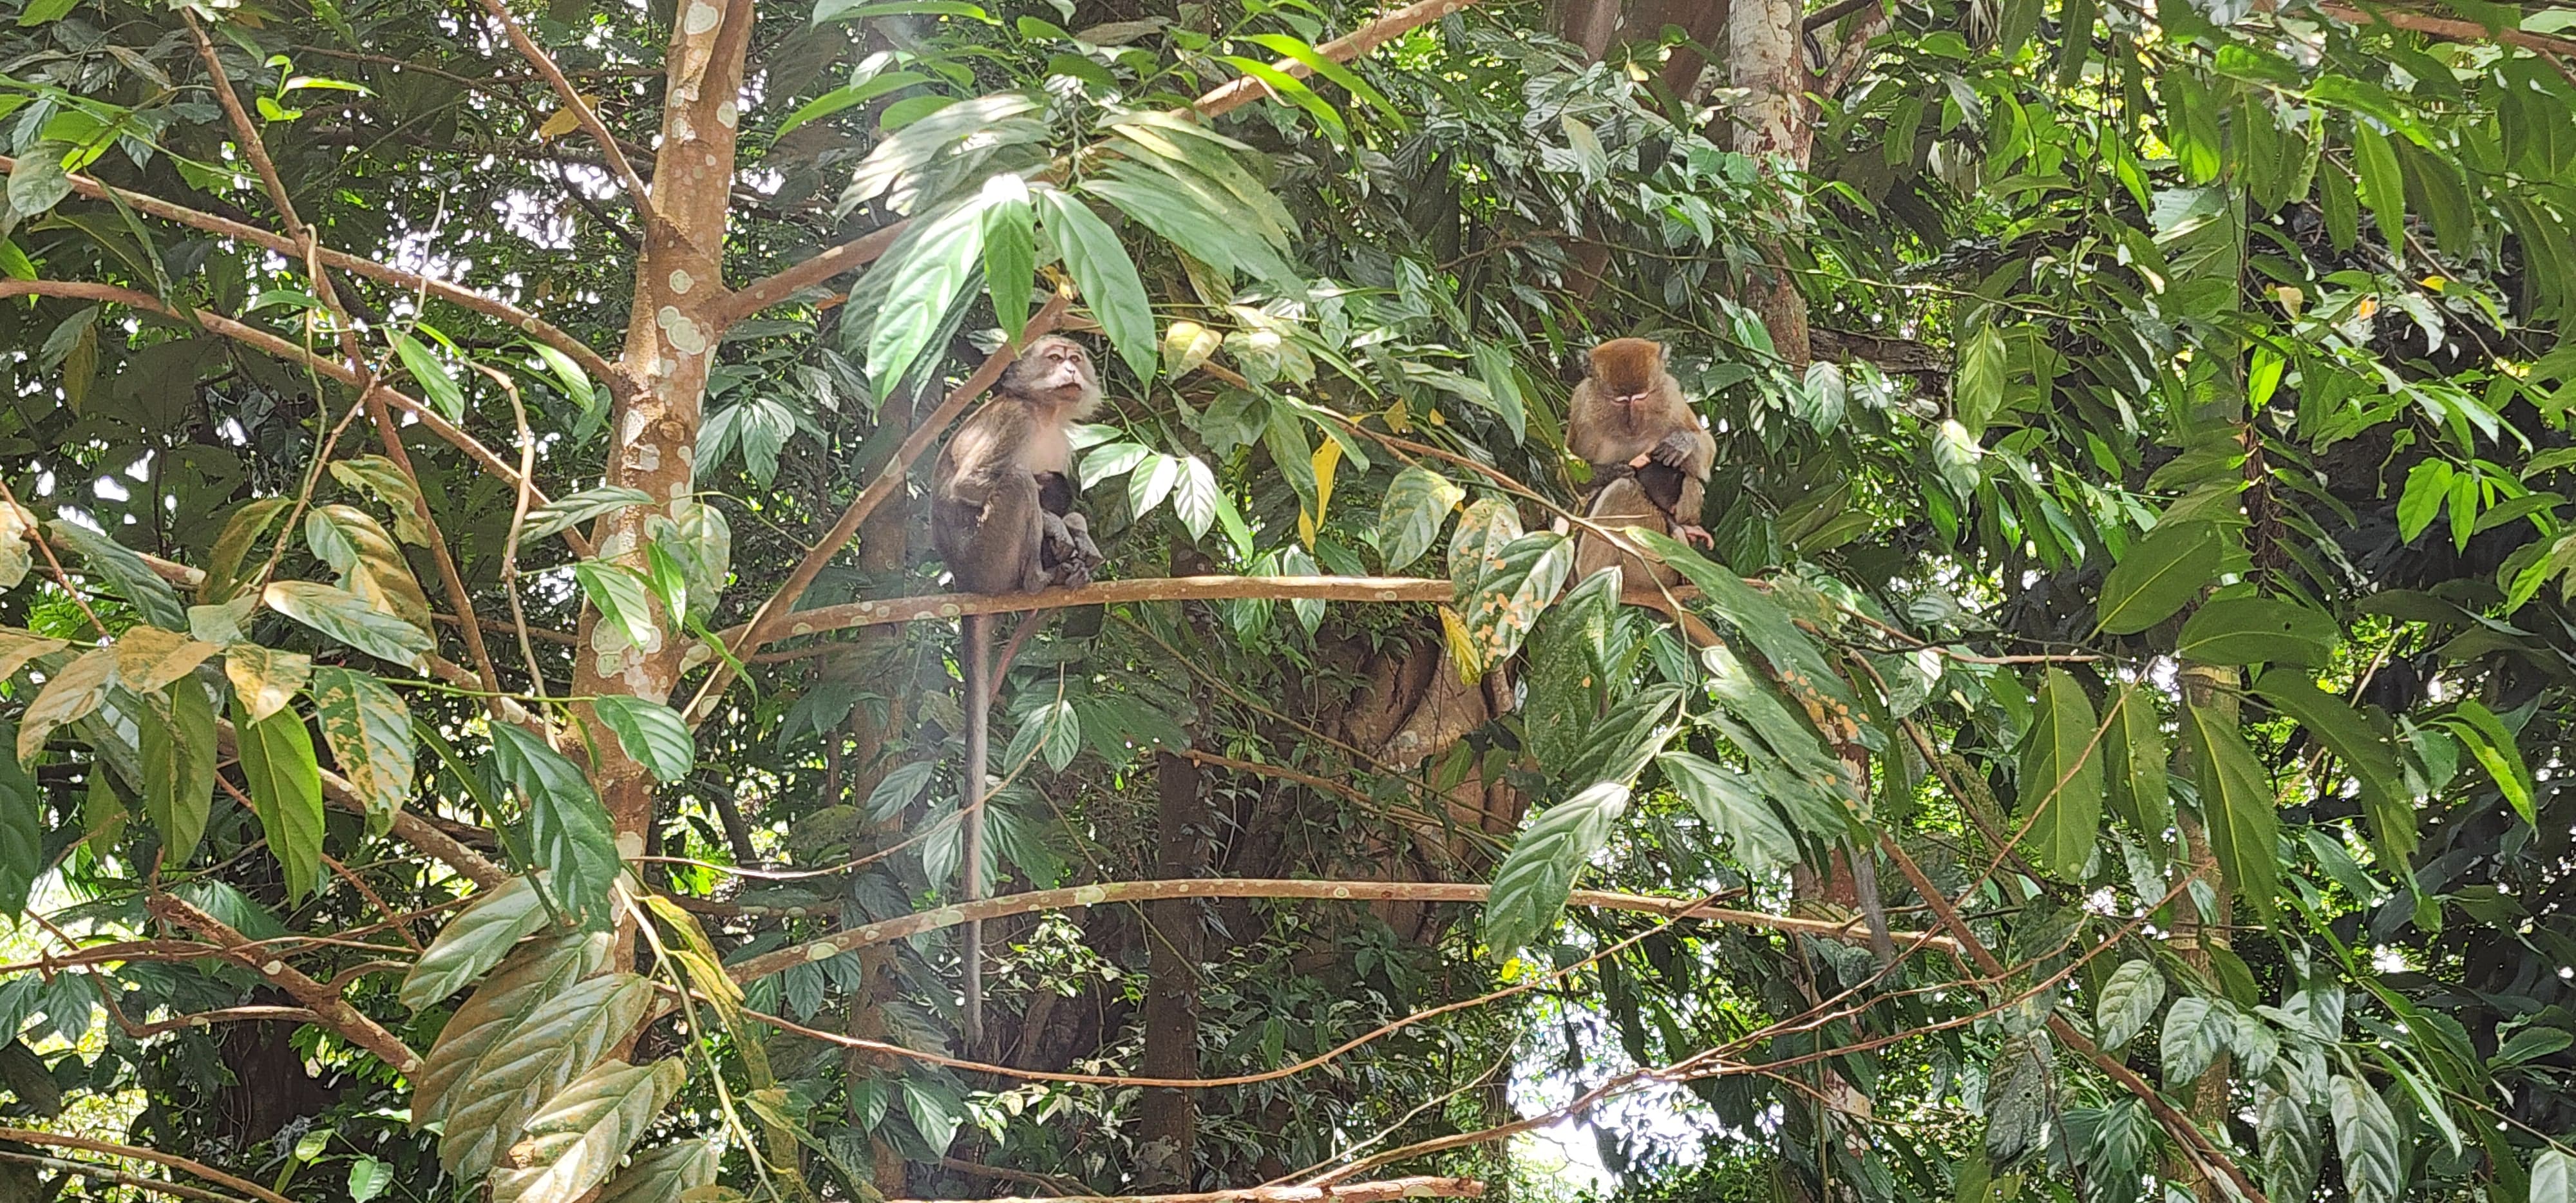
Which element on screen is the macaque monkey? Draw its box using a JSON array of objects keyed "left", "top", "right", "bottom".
[
  {"left": 929, "top": 334, "right": 1103, "bottom": 1043},
  {"left": 1566, "top": 337, "right": 1715, "bottom": 586}
]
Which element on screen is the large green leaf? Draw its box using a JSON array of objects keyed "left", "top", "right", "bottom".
[
  {"left": 1660, "top": 752, "right": 1799, "bottom": 871},
  {"left": 138, "top": 677, "right": 216, "bottom": 864},
  {"left": 491, "top": 726, "right": 622, "bottom": 928},
  {"left": 1522, "top": 569, "right": 1623, "bottom": 773},
  {"left": 2016, "top": 668, "right": 2105, "bottom": 880},
  {"left": 589, "top": 696, "right": 694, "bottom": 784},
  {"left": 232, "top": 695, "right": 325, "bottom": 902},
  {"left": 1376, "top": 465, "right": 1464, "bottom": 573},
  {"left": 2535, "top": 1150, "right": 2575, "bottom": 1203},
  {"left": 17, "top": 647, "right": 115, "bottom": 763},
  {"left": 490, "top": 1059, "right": 690, "bottom": 1203},
  {"left": 46, "top": 519, "right": 186, "bottom": 630},
  {"left": 1636, "top": 530, "right": 1859, "bottom": 719},
  {"left": 393, "top": 332, "right": 467, "bottom": 422},
  {"left": 2328, "top": 1075, "right": 2402, "bottom": 1203},
  {"left": 2175, "top": 596, "right": 2338, "bottom": 667},
  {"left": 2352, "top": 124, "right": 2405, "bottom": 251},
  {"left": 310, "top": 667, "right": 412, "bottom": 838},
  {"left": 0, "top": 724, "right": 39, "bottom": 914},
  {"left": 263, "top": 581, "right": 433, "bottom": 668},
  {"left": 2255, "top": 1083, "right": 2321, "bottom": 1203},
  {"left": 1983, "top": 1028, "right": 2054, "bottom": 1161},
  {"left": 866, "top": 197, "right": 985, "bottom": 397},
  {"left": 573, "top": 562, "right": 660, "bottom": 650},
  {"left": 2094, "top": 959, "right": 2165, "bottom": 1051},
  {"left": 413, "top": 932, "right": 612, "bottom": 1127},
  {"left": 2251, "top": 670, "right": 2412, "bottom": 864},
  {"left": 2181, "top": 702, "right": 2280, "bottom": 918},
  {"left": 1034, "top": 187, "right": 1155, "bottom": 383},
  {"left": 2441, "top": 698, "right": 2535, "bottom": 827},
  {"left": 2160, "top": 995, "right": 2234, "bottom": 1082},
  {"left": 400, "top": 874, "right": 552, "bottom": 1012},
  {"left": 439, "top": 972, "right": 656, "bottom": 1179},
  {"left": 1482, "top": 781, "right": 1629, "bottom": 959},
  {"left": 2095, "top": 520, "right": 2222, "bottom": 634},
  {"left": 2102, "top": 683, "right": 2170, "bottom": 840},
  {"left": 979, "top": 174, "right": 1036, "bottom": 346}
]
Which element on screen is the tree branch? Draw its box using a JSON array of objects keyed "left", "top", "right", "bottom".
[
  {"left": 475, "top": 0, "right": 658, "bottom": 215},
  {"left": 2317, "top": 2, "right": 2576, "bottom": 56},
  {"left": 0, "top": 1130, "right": 291, "bottom": 1203},
  {"left": 724, "top": 876, "right": 1957, "bottom": 986},
  {"left": 0, "top": 157, "right": 616, "bottom": 387},
  {"left": 720, "top": 0, "right": 1492, "bottom": 321},
  {"left": 0, "top": 1151, "right": 256, "bottom": 1203},
  {"left": 145, "top": 894, "right": 422, "bottom": 1074}
]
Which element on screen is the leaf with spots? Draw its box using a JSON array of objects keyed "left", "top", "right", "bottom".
[
  {"left": 111, "top": 625, "right": 218, "bottom": 694},
  {"left": 17, "top": 647, "right": 115, "bottom": 763},
  {"left": 1452, "top": 531, "right": 1572, "bottom": 676},
  {"left": 138, "top": 677, "right": 217, "bottom": 864},
  {"left": 225, "top": 643, "right": 312, "bottom": 725},
  {"left": 263, "top": 581, "right": 433, "bottom": 669},
  {"left": 311, "top": 667, "right": 413, "bottom": 838}
]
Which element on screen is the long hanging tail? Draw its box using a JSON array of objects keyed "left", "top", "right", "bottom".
[{"left": 961, "top": 612, "right": 990, "bottom": 1047}]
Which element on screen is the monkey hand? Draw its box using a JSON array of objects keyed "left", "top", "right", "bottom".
[
  {"left": 1041, "top": 513, "right": 1103, "bottom": 587},
  {"left": 1674, "top": 524, "right": 1714, "bottom": 549},
  {"left": 1649, "top": 430, "right": 1700, "bottom": 471}
]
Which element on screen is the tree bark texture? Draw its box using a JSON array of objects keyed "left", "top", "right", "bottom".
[
  {"left": 1726, "top": 0, "right": 1813, "bottom": 366},
  {"left": 1139, "top": 751, "right": 1209, "bottom": 1188}
]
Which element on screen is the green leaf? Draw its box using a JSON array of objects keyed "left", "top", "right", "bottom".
[
  {"left": 594, "top": 1139, "right": 722, "bottom": 1203},
  {"left": 2096, "top": 520, "right": 2222, "bottom": 634},
  {"left": 1378, "top": 465, "right": 1464, "bottom": 573},
  {"left": 393, "top": 332, "right": 467, "bottom": 422},
  {"left": 1452, "top": 532, "right": 1573, "bottom": 672},
  {"left": 1214, "top": 56, "right": 1347, "bottom": 140},
  {"left": 2251, "top": 670, "right": 2412, "bottom": 865},
  {"left": 521, "top": 487, "right": 652, "bottom": 544},
  {"left": 139, "top": 678, "right": 217, "bottom": 864},
  {"left": 2182, "top": 702, "right": 2280, "bottom": 918},
  {"left": 2176, "top": 596, "right": 2338, "bottom": 667},
  {"left": 2533, "top": 1150, "right": 2575, "bottom": 1203},
  {"left": 8, "top": 149, "right": 69, "bottom": 218},
  {"left": 2095, "top": 960, "right": 2166, "bottom": 1050},
  {"left": 866, "top": 198, "right": 985, "bottom": 397},
  {"left": 2396, "top": 459, "right": 2454, "bottom": 542},
  {"left": 1170, "top": 455, "right": 1218, "bottom": 540},
  {"left": 2255, "top": 1083, "right": 2321, "bottom": 1203},
  {"left": 263, "top": 581, "right": 433, "bottom": 668},
  {"left": 589, "top": 696, "right": 695, "bottom": 785},
  {"left": 2103, "top": 683, "right": 2171, "bottom": 838},
  {"left": 400, "top": 875, "right": 552, "bottom": 1012},
  {"left": 2493, "top": 1026, "right": 2573, "bottom": 1067},
  {"left": 1481, "top": 781, "right": 1629, "bottom": 959},
  {"left": 1956, "top": 326, "right": 2008, "bottom": 437},
  {"left": 2328, "top": 1075, "right": 2402, "bottom": 1203},
  {"left": 310, "top": 667, "right": 413, "bottom": 838},
  {"left": 346, "top": 1157, "right": 390, "bottom": 1203},
  {"left": 438, "top": 972, "right": 657, "bottom": 1179},
  {"left": 47, "top": 519, "right": 187, "bottom": 630},
  {"left": 2442, "top": 697, "right": 2535, "bottom": 826},
  {"left": 17, "top": 647, "right": 116, "bottom": 763},
  {"left": 1634, "top": 530, "right": 1859, "bottom": 721},
  {"left": 775, "top": 72, "right": 931, "bottom": 138},
  {"left": 17, "top": 0, "right": 77, "bottom": 26},
  {"left": 1522, "top": 569, "right": 1622, "bottom": 773},
  {"left": 1240, "top": 33, "right": 1405, "bottom": 122},
  {"left": 526, "top": 341, "right": 596, "bottom": 413},
  {"left": 979, "top": 175, "right": 1036, "bottom": 346},
  {"left": 1660, "top": 752, "right": 1799, "bottom": 871},
  {"left": 2353, "top": 124, "right": 2405, "bottom": 251},
  {"left": 412, "top": 932, "right": 613, "bottom": 1129},
  {"left": 574, "top": 562, "right": 660, "bottom": 650},
  {"left": 1983, "top": 1028, "right": 2054, "bottom": 1161},
  {"left": 813, "top": 0, "right": 993, "bottom": 23},
  {"left": 491, "top": 726, "right": 622, "bottom": 928},
  {"left": 2017, "top": 668, "right": 2105, "bottom": 879},
  {"left": 232, "top": 695, "right": 325, "bottom": 902},
  {"left": 2161, "top": 995, "right": 2234, "bottom": 1081},
  {"left": 0, "top": 725, "right": 41, "bottom": 914},
  {"left": 1128, "top": 453, "right": 1184, "bottom": 518},
  {"left": 1034, "top": 189, "right": 1155, "bottom": 383}
]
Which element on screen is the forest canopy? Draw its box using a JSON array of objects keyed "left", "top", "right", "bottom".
[{"left": 0, "top": 0, "right": 2572, "bottom": 1200}]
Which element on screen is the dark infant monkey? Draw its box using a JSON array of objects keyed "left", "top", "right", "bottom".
[
  {"left": 1566, "top": 337, "right": 1715, "bottom": 586},
  {"left": 929, "top": 334, "right": 1104, "bottom": 1045}
]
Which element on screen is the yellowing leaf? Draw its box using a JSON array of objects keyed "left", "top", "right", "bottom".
[
  {"left": 226, "top": 643, "right": 314, "bottom": 725},
  {"left": 17, "top": 647, "right": 115, "bottom": 763},
  {"left": 1298, "top": 435, "right": 1342, "bottom": 551},
  {"left": 0, "top": 627, "right": 69, "bottom": 682},
  {"left": 535, "top": 99, "right": 594, "bottom": 143},
  {"left": 1437, "top": 604, "right": 1483, "bottom": 684},
  {"left": 111, "top": 625, "right": 220, "bottom": 694}
]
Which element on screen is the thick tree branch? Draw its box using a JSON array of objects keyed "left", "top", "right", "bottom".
[
  {"left": 721, "top": 0, "right": 1491, "bottom": 321},
  {"left": 2317, "top": 2, "right": 2576, "bottom": 56},
  {"left": 144, "top": 895, "right": 422, "bottom": 1074},
  {"left": 0, "top": 1131, "right": 290, "bottom": 1203},
  {"left": 683, "top": 294, "right": 1071, "bottom": 721},
  {"left": 724, "top": 876, "right": 1957, "bottom": 985}
]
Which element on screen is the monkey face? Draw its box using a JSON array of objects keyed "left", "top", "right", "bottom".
[
  {"left": 1007, "top": 336, "right": 1099, "bottom": 407},
  {"left": 1587, "top": 337, "right": 1669, "bottom": 406}
]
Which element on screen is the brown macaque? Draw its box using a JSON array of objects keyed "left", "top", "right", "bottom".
[
  {"left": 1566, "top": 337, "right": 1715, "bottom": 586},
  {"left": 929, "top": 334, "right": 1103, "bottom": 1045}
]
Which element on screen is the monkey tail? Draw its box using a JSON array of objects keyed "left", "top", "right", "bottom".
[{"left": 961, "top": 612, "right": 990, "bottom": 1047}]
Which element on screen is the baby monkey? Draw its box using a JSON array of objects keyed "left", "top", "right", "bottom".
[
  {"left": 929, "top": 334, "right": 1104, "bottom": 1045},
  {"left": 1566, "top": 337, "right": 1715, "bottom": 585}
]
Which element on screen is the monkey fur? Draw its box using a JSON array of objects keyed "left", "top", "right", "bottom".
[
  {"left": 1565, "top": 337, "right": 1716, "bottom": 586},
  {"left": 929, "top": 334, "right": 1103, "bottom": 1045}
]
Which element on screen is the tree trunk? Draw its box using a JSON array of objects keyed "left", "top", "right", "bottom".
[
  {"left": 2168, "top": 662, "right": 2237, "bottom": 1202},
  {"left": 1727, "top": 0, "right": 1812, "bottom": 366},
  {"left": 1138, "top": 750, "right": 1208, "bottom": 1189}
]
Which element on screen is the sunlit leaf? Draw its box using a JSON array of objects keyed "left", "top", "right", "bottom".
[
  {"left": 263, "top": 581, "right": 433, "bottom": 668},
  {"left": 2096, "top": 520, "right": 2222, "bottom": 634},
  {"left": 232, "top": 694, "right": 325, "bottom": 902},
  {"left": 1034, "top": 187, "right": 1155, "bottom": 383},
  {"left": 138, "top": 677, "right": 216, "bottom": 864},
  {"left": 16, "top": 647, "right": 115, "bottom": 763},
  {"left": 1482, "top": 781, "right": 1629, "bottom": 959},
  {"left": 2016, "top": 667, "right": 2105, "bottom": 880},
  {"left": 491, "top": 726, "right": 622, "bottom": 928},
  {"left": 1378, "top": 465, "right": 1464, "bottom": 573},
  {"left": 310, "top": 667, "right": 413, "bottom": 838},
  {"left": 589, "top": 696, "right": 695, "bottom": 784}
]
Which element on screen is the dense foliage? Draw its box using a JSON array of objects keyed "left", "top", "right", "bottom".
[{"left": 0, "top": 0, "right": 2572, "bottom": 1200}]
